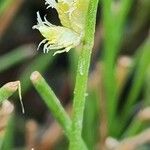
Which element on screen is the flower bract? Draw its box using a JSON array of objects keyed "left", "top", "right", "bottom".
[{"left": 33, "top": 0, "right": 89, "bottom": 55}]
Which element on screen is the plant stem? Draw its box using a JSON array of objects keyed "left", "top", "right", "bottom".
[
  {"left": 30, "top": 71, "right": 71, "bottom": 136},
  {"left": 102, "top": 0, "right": 133, "bottom": 135},
  {"left": 0, "top": 44, "right": 35, "bottom": 73},
  {"left": 117, "top": 37, "right": 150, "bottom": 136},
  {"left": 122, "top": 37, "right": 150, "bottom": 119},
  {"left": 30, "top": 71, "right": 87, "bottom": 149},
  {"left": 70, "top": 0, "right": 98, "bottom": 149}
]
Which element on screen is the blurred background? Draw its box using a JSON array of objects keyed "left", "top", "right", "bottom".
[{"left": 0, "top": 0, "right": 150, "bottom": 149}]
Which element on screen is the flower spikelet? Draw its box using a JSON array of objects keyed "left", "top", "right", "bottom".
[{"left": 33, "top": 0, "right": 89, "bottom": 55}]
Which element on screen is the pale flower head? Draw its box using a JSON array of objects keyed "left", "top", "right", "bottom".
[{"left": 33, "top": 0, "right": 89, "bottom": 55}]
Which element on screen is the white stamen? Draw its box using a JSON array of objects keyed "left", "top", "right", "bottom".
[
  {"left": 45, "top": 0, "right": 57, "bottom": 9},
  {"left": 37, "top": 12, "right": 43, "bottom": 26},
  {"left": 37, "top": 39, "right": 47, "bottom": 50},
  {"left": 43, "top": 43, "right": 50, "bottom": 53},
  {"left": 44, "top": 15, "right": 53, "bottom": 26},
  {"left": 53, "top": 46, "right": 72, "bottom": 56}
]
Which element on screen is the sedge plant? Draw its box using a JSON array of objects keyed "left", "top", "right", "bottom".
[
  {"left": 31, "top": 0, "right": 150, "bottom": 149},
  {"left": 0, "top": 0, "right": 150, "bottom": 149},
  {"left": 31, "top": 0, "right": 99, "bottom": 149}
]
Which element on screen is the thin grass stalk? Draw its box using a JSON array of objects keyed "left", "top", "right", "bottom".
[
  {"left": 30, "top": 71, "right": 71, "bottom": 135},
  {"left": 122, "top": 37, "right": 150, "bottom": 119},
  {"left": 102, "top": 0, "right": 133, "bottom": 135},
  {"left": 30, "top": 71, "right": 87, "bottom": 149},
  {"left": 70, "top": 0, "right": 99, "bottom": 149},
  {"left": 0, "top": 45, "right": 35, "bottom": 73}
]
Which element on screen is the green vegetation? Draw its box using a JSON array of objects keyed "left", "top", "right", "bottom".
[{"left": 0, "top": 0, "right": 150, "bottom": 149}]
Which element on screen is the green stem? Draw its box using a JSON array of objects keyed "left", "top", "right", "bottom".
[
  {"left": 30, "top": 71, "right": 71, "bottom": 136},
  {"left": 0, "top": 44, "right": 35, "bottom": 73},
  {"left": 122, "top": 37, "right": 150, "bottom": 120},
  {"left": 70, "top": 0, "right": 98, "bottom": 149},
  {"left": 102, "top": 0, "right": 118, "bottom": 135},
  {"left": 102, "top": 0, "right": 133, "bottom": 135},
  {"left": 117, "top": 37, "right": 150, "bottom": 136},
  {"left": 30, "top": 71, "right": 87, "bottom": 149}
]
